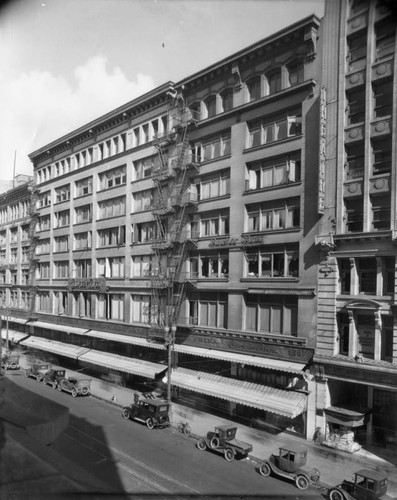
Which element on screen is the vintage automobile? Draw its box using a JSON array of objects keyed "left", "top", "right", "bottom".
[
  {"left": 57, "top": 377, "right": 91, "bottom": 397},
  {"left": 25, "top": 362, "right": 51, "bottom": 381},
  {"left": 122, "top": 397, "right": 170, "bottom": 429},
  {"left": 258, "top": 445, "right": 320, "bottom": 490},
  {"left": 197, "top": 424, "right": 253, "bottom": 462},
  {"left": 328, "top": 469, "right": 389, "bottom": 500},
  {"left": 1, "top": 352, "right": 20, "bottom": 370},
  {"left": 42, "top": 369, "right": 66, "bottom": 389}
]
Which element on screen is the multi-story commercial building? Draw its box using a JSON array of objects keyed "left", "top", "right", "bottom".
[
  {"left": 0, "top": 175, "right": 35, "bottom": 345},
  {"left": 315, "top": 0, "right": 397, "bottom": 451},
  {"left": 24, "top": 14, "right": 321, "bottom": 440}
]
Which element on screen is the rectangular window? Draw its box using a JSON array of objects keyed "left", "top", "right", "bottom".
[
  {"left": 189, "top": 293, "right": 227, "bottom": 328},
  {"left": 98, "top": 196, "right": 126, "bottom": 219},
  {"left": 38, "top": 262, "right": 50, "bottom": 279},
  {"left": 74, "top": 259, "right": 92, "bottom": 278},
  {"left": 247, "top": 113, "right": 301, "bottom": 148},
  {"left": 245, "top": 295, "right": 297, "bottom": 335},
  {"left": 246, "top": 248, "right": 298, "bottom": 278},
  {"left": 198, "top": 173, "right": 230, "bottom": 200},
  {"left": 133, "top": 189, "right": 153, "bottom": 212},
  {"left": 38, "top": 191, "right": 51, "bottom": 208},
  {"left": 247, "top": 155, "right": 301, "bottom": 190},
  {"left": 74, "top": 231, "right": 91, "bottom": 250},
  {"left": 132, "top": 255, "right": 152, "bottom": 277},
  {"left": 75, "top": 204, "right": 92, "bottom": 224},
  {"left": 372, "top": 194, "right": 391, "bottom": 230},
  {"left": 372, "top": 138, "right": 392, "bottom": 175},
  {"left": 347, "top": 31, "right": 367, "bottom": 71},
  {"left": 376, "top": 20, "right": 395, "bottom": 60},
  {"left": 131, "top": 295, "right": 150, "bottom": 323},
  {"left": 98, "top": 226, "right": 125, "bottom": 247},
  {"left": 346, "top": 88, "right": 365, "bottom": 124},
  {"left": 99, "top": 165, "right": 126, "bottom": 190},
  {"left": 373, "top": 80, "right": 393, "bottom": 118},
  {"left": 55, "top": 209, "right": 70, "bottom": 228},
  {"left": 246, "top": 203, "right": 300, "bottom": 232},
  {"left": 36, "top": 239, "right": 50, "bottom": 255},
  {"left": 37, "top": 291, "right": 51, "bottom": 312},
  {"left": 75, "top": 177, "right": 93, "bottom": 197},
  {"left": 345, "top": 198, "right": 363, "bottom": 232},
  {"left": 54, "top": 235, "right": 69, "bottom": 252},
  {"left": 338, "top": 258, "right": 351, "bottom": 294},
  {"left": 358, "top": 257, "right": 377, "bottom": 294},
  {"left": 191, "top": 133, "right": 231, "bottom": 162},
  {"left": 54, "top": 261, "right": 69, "bottom": 278},
  {"left": 55, "top": 185, "right": 70, "bottom": 203},
  {"left": 136, "top": 222, "right": 156, "bottom": 243},
  {"left": 133, "top": 156, "right": 155, "bottom": 180}
]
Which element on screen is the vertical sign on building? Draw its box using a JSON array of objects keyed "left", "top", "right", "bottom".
[{"left": 318, "top": 85, "right": 326, "bottom": 215}]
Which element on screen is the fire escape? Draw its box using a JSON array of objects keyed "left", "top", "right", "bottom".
[
  {"left": 27, "top": 184, "right": 40, "bottom": 320},
  {"left": 147, "top": 94, "right": 199, "bottom": 342}
]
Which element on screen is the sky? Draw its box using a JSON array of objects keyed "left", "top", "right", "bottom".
[{"left": 0, "top": 0, "right": 324, "bottom": 181}]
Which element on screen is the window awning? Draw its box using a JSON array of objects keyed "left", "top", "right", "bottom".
[
  {"left": 26, "top": 321, "right": 89, "bottom": 336},
  {"left": 78, "top": 350, "right": 165, "bottom": 379},
  {"left": 1, "top": 330, "right": 29, "bottom": 343},
  {"left": 325, "top": 406, "right": 368, "bottom": 428},
  {"left": 83, "top": 330, "right": 165, "bottom": 350},
  {"left": 172, "top": 368, "right": 307, "bottom": 418},
  {"left": 20, "top": 337, "right": 90, "bottom": 359},
  {"left": 174, "top": 344, "right": 305, "bottom": 374}
]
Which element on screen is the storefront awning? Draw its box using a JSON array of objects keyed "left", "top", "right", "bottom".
[
  {"left": 174, "top": 345, "right": 305, "bottom": 374},
  {"left": 26, "top": 321, "right": 89, "bottom": 336},
  {"left": 325, "top": 406, "right": 368, "bottom": 427},
  {"left": 20, "top": 337, "right": 90, "bottom": 359},
  {"left": 172, "top": 368, "right": 307, "bottom": 418},
  {"left": 1, "top": 330, "right": 29, "bottom": 343},
  {"left": 83, "top": 330, "right": 165, "bottom": 350},
  {"left": 78, "top": 350, "right": 164, "bottom": 379}
]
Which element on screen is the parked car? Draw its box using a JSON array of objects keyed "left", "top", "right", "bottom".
[
  {"left": 42, "top": 369, "right": 66, "bottom": 389},
  {"left": 25, "top": 362, "right": 51, "bottom": 381},
  {"left": 328, "top": 469, "right": 389, "bottom": 500},
  {"left": 1, "top": 353, "right": 20, "bottom": 370},
  {"left": 258, "top": 445, "right": 320, "bottom": 490},
  {"left": 57, "top": 377, "right": 91, "bottom": 397},
  {"left": 122, "top": 397, "right": 170, "bottom": 429},
  {"left": 197, "top": 424, "right": 253, "bottom": 462}
]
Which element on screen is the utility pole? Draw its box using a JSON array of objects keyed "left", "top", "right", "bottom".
[{"left": 164, "top": 325, "right": 176, "bottom": 408}]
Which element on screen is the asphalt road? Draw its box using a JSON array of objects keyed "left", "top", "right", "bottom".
[{"left": 9, "top": 371, "right": 325, "bottom": 500}]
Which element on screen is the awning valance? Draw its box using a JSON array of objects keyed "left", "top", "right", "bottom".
[
  {"left": 174, "top": 345, "right": 305, "bottom": 374},
  {"left": 172, "top": 368, "right": 307, "bottom": 418},
  {"left": 20, "top": 337, "right": 90, "bottom": 359},
  {"left": 26, "top": 321, "right": 89, "bottom": 336},
  {"left": 325, "top": 406, "right": 368, "bottom": 428},
  {"left": 78, "top": 350, "right": 164, "bottom": 379},
  {"left": 83, "top": 330, "right": 165, "bottom": 350},
  {"left": 1, "top": 330, "right": 29, "bottom": 343}
]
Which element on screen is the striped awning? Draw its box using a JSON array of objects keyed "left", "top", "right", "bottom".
[
  {"left": 172, "top": 368, "right": 307, "bottom": 418},
  {"left": 174, "top": 344, "right": 305, "bottom": 374},
  {"left": 78, "top": 350, "right": 165, "bottom": 379},
  {"left": 83, "top": 330, "right": 165, "bottom": 350},
  {"left": 1, "top": 329, "right": 29, "bottom": 343},
  {"left": 20, "top": 337, "right": 90, "bottom": 359}
]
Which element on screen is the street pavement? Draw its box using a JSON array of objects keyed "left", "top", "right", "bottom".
[{"left": 15, "top": 354, "right": 397, "bottom": 499}]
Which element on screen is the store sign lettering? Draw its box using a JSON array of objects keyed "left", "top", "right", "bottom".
[
  {"left": 318, "top": 85, "right": 326, "bottom": 215},
  {"left": 68, "top": 278, "right": 107, "bottom": 292}
]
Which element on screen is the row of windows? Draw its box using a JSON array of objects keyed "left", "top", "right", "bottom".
[
  {"left": 31, "top": 289, "right": 298, "bottom": 335},
  {"left": 338, "top": 256, "right": 395, "bottom": 296},
  {"left": 346, "top": 79, "right": 393, "bottom": 126},
  {"left": 344, "top": 194, "right": 391, "bottom": 232},
  {"left": 35, "top": 247, "right": 298, "bottom": 280},
  {"left": 188, "top": 60, "right": 305, "bottom": 121},
  {"left": 0, "top": 225, "right": 30, "bottom": 246},
  {"left": 0, "top": 201, "right": 29, "bottom": 225}
]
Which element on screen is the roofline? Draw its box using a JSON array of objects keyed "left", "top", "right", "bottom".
[
  {"left": 29, "top": 81, "right": 175, "bottom": 160},
  {"left": 175, "top": 14, "right": 321, "bottom": 88}
]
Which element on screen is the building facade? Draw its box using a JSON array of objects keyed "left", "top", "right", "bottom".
[{"left": 315, "top": 0, "right": 397, "bottom": 451}]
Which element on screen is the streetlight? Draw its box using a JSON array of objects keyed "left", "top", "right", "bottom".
[{"left": 163, "top": 325, "right": 176, "bottom": 406}]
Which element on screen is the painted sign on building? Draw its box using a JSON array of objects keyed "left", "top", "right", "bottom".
[{"left": 318, "top": 85, "right": 327, "bottom": 214}]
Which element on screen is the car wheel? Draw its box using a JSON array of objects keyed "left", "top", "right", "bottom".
[
  {"left": 81, "top": 387, "right": 89, "bottom": 396},
  {"left": 122, "top": 408, "right": 130, "bottom": 420},
  {"left": 209, "top": 437, "right": 219, "bottom": 449},
  {"left": 295, "top": 475, "right": 309, "bottom": 490},
  {"left": 52, "top": 382, "right": 57, "bottom": 390},
  {"left": 197, "top": 439, "right": 207, "bottom": 451},
  {"left": 36, "top": 375, "right": 42, "bottom": 382},
  {"left": 224, "top": 448, "right": 234, "bottom": 462},
  {"left": 259, "top": 462, "right": 271, "bottom": 477},
  {"left": 329, "top": 489, "right": 345, "bottom": 500},
  {"left": 146, "top": 418, "right": 155, "bottom": 430},
  {"left": 10, "top": 362, "right": 17, "bottom": 369},
  {"left": 57, "top": 385, "right": 63, "bottom": 392},
  {"left": 71, "top": 388, "right": 78, "bottom": 398}
]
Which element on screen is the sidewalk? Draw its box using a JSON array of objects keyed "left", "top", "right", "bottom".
[{"left": 18, "top": 356, "right": 397, "bottom": 499}]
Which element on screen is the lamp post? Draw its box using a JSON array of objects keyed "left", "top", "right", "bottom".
[{"left": 164, "top": 325, "right": 176, "bottom": 406}]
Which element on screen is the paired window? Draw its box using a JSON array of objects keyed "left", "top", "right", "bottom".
[
  {"left": 37, "top": 215, "right": 51, "bottom": 231},
  {"left": 54, "top": 261, "right": 69, "bottom": 278},
  {"left": 189, "top": 252, "right": 229, "bottom": 279},
  {"left": 74, "top": 231, "right": 91, "bottom": 250},
  {"left": 73, "top": 292, "right": 92, "bottom": 318},
  {"left": 338, "top": 256, "right": 394, "bottom": 295},
  {"left": 36, "top": 239, "right": 50, "bottom": 255},
  {"left": 245, "top": 295, "right": 297, "bottom": 335},
  {"left": 54, "top": 235, "right": 69, "bottom": 252},
  {"left": 37, "top": 291, "right": 51, "bottom": 312},
  {"left": 99, "top": 165, "right": 126, "bottom": 190},
  {"left": 98, "top": 196, "right": 126, "bottom": 219},
  {"left": 74, "top": 259, "right": 92, "bottom": 278},
  {"left": 55, "top": 185, "right": 70, "bottom": 203},
  {"left": 133, "top": 189, "right": 153, "bottom": 212},
  {"left": 75, "top": 177, "right": 93, "bottom": 197},
  {"left": 131, "top": 255, "right": 153, "bottom": 277},
  {"left": 97, "top": 257, "right": 125, "bottom": 278},
  {"left": 245, "top": 248, "right": 299, "bottom": 278},
  {"left": 246, "top": 154, "right": 301, "bottom": 190},
  {"left": 248, "top": 113, "right": 302, "bottom": 148},
  {"left": 75, "top": 204, "right": 92, "bottom": 224},
  {"left": 133, "top": 156, "right": 155, "bottom": 180},
  {"left": 98, "top": 293, "right": 124, "bottom": 321},
  {"left": 54, "top": 209, "right": 70, "bottom": 228},
  {"left": 38, "top": 191, "right": 51, "bottom": 208},
  {"left": 197, "top": 172, "right": 230, "bottom": 200}
]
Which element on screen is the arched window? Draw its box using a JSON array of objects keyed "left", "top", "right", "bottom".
[
  {"left": 287, "top": 61, "right": 304, "bottom": 87},
  {"left": 220, "top": 89, "right": 233, "bottom": 113},
  {"left": 204, "top": 95, "right": 217, "bottom": 118},
  {"left": 189, "top": 102, "right": 201, "bottom": 121},
  {"left": 247, "top": 76, "right": 261, "bottom": 102},
  {"left": 266, "top": 69, "right": 282, "bottom": 95}
]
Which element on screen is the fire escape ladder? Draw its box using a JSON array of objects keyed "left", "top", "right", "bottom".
[{"left": 28, "top": 184, "right": 40, "bottom": 320}]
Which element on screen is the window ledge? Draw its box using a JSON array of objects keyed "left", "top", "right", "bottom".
[
  {"left": 243, "top": 181, "right": 302, "bottom": 195},
  {"left": 243, "top": 134, "right": 302, "bottom": 154},
  {"left": 241, "top": 277, "right": 299, "bottom": 282}
]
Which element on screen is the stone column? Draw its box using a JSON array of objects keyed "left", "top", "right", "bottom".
[
  {"left": 374, "top": 310, "right": 382, "bottom": 360},
  {"left": 348, "top": 310, "right": 357, "bottom": 358}
]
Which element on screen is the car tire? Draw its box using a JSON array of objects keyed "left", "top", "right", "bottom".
[
  {"left": 57, "top": 385, "right": 63, "bottom": 392},
  {"left": 259, "top": 462, "right": 271, "bottom": 477},
  {"left": 209, "top": 437, "right": 219, "bottom": 449},
  {"left": 295, "top": 475, "right": 309, "bottom": 490},
  {"left": 146, "top": 418, "right": 155, "bottom": 430},
  {"left": 329, "top": 489, "right": 345, "bottom": 500},
  {"left": 10, "top": 362, "right": 17, "bottom": 369},
  {"left": 24, "top": 371, "right": 29, "bottom": 378},
  {"left": 71, "top": 388, "right": 78, "bottom": 398},
  {"left": 224, "top": 448, "right": 234, "bottom": 462},
  {"left": 52, "top": 382, "right": 57, "bottom": 390},
  {"left": 81, "top": 387, "right": 89, "bottom": 396},
  {"left": 197, "top": 439, "right": 207, "bottom": 451},
  {"left": 122, "top": 408, "right": 130, "bottom": 420}
]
